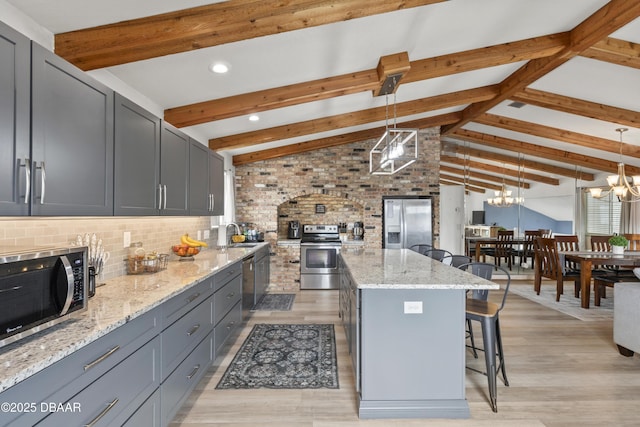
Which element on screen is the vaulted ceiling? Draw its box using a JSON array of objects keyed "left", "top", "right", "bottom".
[{"left": 8, "top": 0, "right": 640, "bottom": 194}]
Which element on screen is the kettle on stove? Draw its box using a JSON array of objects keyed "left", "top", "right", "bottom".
[{"left": 288, "top": 221, "right": 301, "bottom": 239}]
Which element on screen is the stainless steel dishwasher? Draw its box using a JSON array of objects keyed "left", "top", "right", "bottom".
[{"left": 242, "top": 256, "right": 255, "bottom": 317}]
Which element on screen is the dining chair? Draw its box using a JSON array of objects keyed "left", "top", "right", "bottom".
[
  {"left": 483, "top": 230, "right": 514, "bottom": 269},
  {"left": 514, "top": 230, "right": 542, "bottom": 269},
  {"left": 539, "top": 229, "right": 552, "bottom": 238},
  {"left": 554, "top": 234, "right": 581, "bottom": 275},
  {"left": 408, "top": 244, "right": 432, "bottom": 255},
  {"left": 458, "top": 262, "right": 511, "bottom": 413},
  {"left": 442, "top": 254, "right": 472, "bottom": 268},
  {"left": 534, "top": 237, "right": 581, "bottom": 301},
  {"left": 424, "top": 248, "right": 454, "bottom": 262},
  {"left": 590, "top": 235, "right": 612, "bottom": 251},
  {"left": 623, "top": 234, "right": 640, "bottom": 251}
]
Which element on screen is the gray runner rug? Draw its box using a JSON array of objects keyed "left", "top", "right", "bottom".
[
  {"left": 252, "top": 293, "right": 295, "bottom": 311},
  {"left": 216, "top": 323, "right": 338, "bottom": 389}
]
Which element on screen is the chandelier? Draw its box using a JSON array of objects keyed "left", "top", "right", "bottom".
[
  {"left": 588, "top": 128, "right": 640, "bottom": 200},
  {"left": 487, "top": 160, "right": 524, "bottom": 207},
  {"left": 369, "top": 78, "right": 418, "bottom": 175}
]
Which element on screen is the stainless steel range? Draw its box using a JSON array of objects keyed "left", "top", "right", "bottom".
[{"left": 300, "top": 224, "right": 342, "bottom": 290}]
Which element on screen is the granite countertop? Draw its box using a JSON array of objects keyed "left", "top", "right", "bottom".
[
  {"left": 340, "top": 247, "right": 500, "bottom": 290},
  {"left": 0, "top": 243, "right": 269, "bottom": 394}
]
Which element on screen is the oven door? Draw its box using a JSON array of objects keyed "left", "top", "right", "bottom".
[{"left": 300, "top": 243, "right": 340, "bottom": 274}]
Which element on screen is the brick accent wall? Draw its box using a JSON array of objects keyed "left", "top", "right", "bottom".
[{"left": 235, "top": 128, "right": 441, "bottom": 290}]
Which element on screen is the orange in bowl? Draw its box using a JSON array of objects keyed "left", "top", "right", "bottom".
[{"left": 172, "top": 244, "right": 200, "bottom": 257}]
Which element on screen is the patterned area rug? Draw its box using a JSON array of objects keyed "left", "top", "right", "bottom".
[
  {"left": 252, "top": 293, "right": 295, "bottom": 311},
  {"left": 510, "top": 284, "right": 613, "bottom": 321},
  {"left": 216, "top": 324, "right": 339, "bottom": 389}
]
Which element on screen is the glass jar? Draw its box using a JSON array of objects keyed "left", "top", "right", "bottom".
[{"left": 127, "top": 242, "right": 146, "bottom": 274}]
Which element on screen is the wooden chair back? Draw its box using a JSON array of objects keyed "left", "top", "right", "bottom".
[
  {"left": 590, "top": 235, "right": 612, "bottom": 252},
  {"left": 539, "top": 229, "right": 552, "bottom": 238},
  {"left": 555, "top": 235, "right": 579, "bottom": 251},
  {"left": 523, "top": 229, "right": 542, "bottom": 257},
  {"left": 623, "top": 234, "right": 640, "bottom": 251},
  {"left": 534, "top": 237, "right": 561, "bottom": 281}
]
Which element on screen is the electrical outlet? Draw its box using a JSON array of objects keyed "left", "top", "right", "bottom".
[
  {"left": 197, "top": 230, "right": 202, "bottom": 240},
  {"left": 123, "top": 231, "right": 131, "bottom": 248},
  {"left": 404, "top": 301, "right": 423, "bottom": 314},
  {"left": 204, "top": 230, "right": 210, "bottom": 239}
]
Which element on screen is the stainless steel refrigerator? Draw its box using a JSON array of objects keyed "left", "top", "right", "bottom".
[{"left": 382, "top": 196, "right": 433, "bottom": 249}]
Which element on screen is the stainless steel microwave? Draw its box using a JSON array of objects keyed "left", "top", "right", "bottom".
[{"left": 0, "top": 246, "right": 88, "bottom": 349}]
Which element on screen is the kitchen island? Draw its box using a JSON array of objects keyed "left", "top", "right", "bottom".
[{"left": 339, "top": 248, "right": 498, "bottom": 419}]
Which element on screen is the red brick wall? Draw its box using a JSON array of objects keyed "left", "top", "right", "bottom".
[{"left": 235, "top": 128, "right": 441, "bottom": 290}]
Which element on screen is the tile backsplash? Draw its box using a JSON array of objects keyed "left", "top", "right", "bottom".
[{"left": 0, "top": 216, "right": 215, "bottom": 279}]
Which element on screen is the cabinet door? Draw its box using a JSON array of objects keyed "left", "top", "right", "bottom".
[
  {"left": 160, "top": 122, "right": 189, "bottom": 215},
  {"left": 31, "top": 43, "right": 114, "bottom": 216},
  {"left": 0, "top": 22, "right": 30, "bottom": 215},
  {"left": 189, "top": 140, "right": 210, "bottom": 216},
  {"left": 209, "top": 151, "right": 225, "bottom": 216},
  {"left": 114, "top": 93, "right": 161, "bottom": 215}
]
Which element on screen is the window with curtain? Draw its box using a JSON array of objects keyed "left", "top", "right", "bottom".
[{"left": 586, "top": 192, "right": 621, "bottom": 235}]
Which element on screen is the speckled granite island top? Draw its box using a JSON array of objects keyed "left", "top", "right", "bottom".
[
  {"left": 340, "top": 247, "right": 500, "bottom": 290},
  {"left": 0, "top": 243, "right": 268, "bottom": 393}
]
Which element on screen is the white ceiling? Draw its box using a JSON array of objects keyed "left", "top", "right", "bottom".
[{"left": 5, "top": 0, "right": 640, "bottom": 189}]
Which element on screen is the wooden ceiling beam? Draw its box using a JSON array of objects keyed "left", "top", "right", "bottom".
[
  {"left": 440, "top": 155, "right": 559, "bottom": 186},
  {"left": 211, "top": 86, "right": 496, "bottom": 150},
  {"left": 231, "top": 112, "right": 461, "bottom": 165},
  {"left": 477, "top": 113, "right": 640, "bottom": 158},
  {"left": 374, "top": 52, "right": 411, "bottom": 96},
  {"left": 511, "top": 88, "right": 640, "bottom": 128},
  {"left": 581, "top": 37, "right": 640, "bottom": 70},
  {"left": 439, "top": 173, "right": 503, "bottom": 191},
  {"left": 439, "top": 164, "right": 530, "bottom": 189},
  {"left": 441, "top": 0, "right": 640, "bottom": 135},
  {"left": 452, "top": 129, "right": 640, "bottom": 176},
  {"left": 444, "top": 144, "right": 595, "bottom": 180},
  {"left": 166, "top": 33, "right": 567, "bottom": 128},
  {"left": 439, "top": 179, "right": 486, "bottom": 194},
  {"left": 54, "top": 0, "right": 445, "bottom": 70}
]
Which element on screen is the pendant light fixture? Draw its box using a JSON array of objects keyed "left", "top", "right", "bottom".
[
  {"left": 369, "top": 77, "right": 418, "bottom": 175},
  {"left": 487, "top": 161, "right": 524, "bottom": 207},
  {"left": 589, "top": 128, "right": 640, "bottom": 201}
]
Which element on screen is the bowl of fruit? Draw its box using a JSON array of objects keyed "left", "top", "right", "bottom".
[{"left": 171, "top": 234, "right": 208, "bottom": 261}]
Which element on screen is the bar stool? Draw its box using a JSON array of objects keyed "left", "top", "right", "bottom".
[{"left": 458, "top": 262, "right": 511, "bottom": 413}]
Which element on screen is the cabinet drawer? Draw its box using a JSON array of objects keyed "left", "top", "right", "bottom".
[
  {"left": 213, "top": 274, "right": 241, "bottom": 325},
  {"left": 161, "top": 331, "right": 213, "bottom": 425},
  {"left": 162, "top": 278, "right": 213, "bottom": 328},
  {"left": 213, "top": 262, "right": 241, "bottom": 292},
  {"left": 0, "top": 307, "right": 160, "bottom": 427},
  {"left": 214, "top": 301, "right": 242, "bottom": 356},
  {"left": 37, "top": 336, "right": 160, "bottom": 427},
  {"left": 161, "top": 297, "right": 212, "bottom": 381},
  {"left": 123, "top": 388, "right": 161, "bottom": 427}
]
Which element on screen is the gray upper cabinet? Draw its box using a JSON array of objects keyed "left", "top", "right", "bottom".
[
  {"left": 160, "top": 122, "right": 189, "bottom": 215},
  {"left": 0, "top": 22, "right": 31, "bottom": 215},
  {"left": 30, "top": 42, "right": 114, "bottom": 216},
  {"left": 189, "top": 140, "right": 210, "bottom": 216},
  {"left": 114, "top": 93, "right": 161, "bottom": 216},
  {"left": 209, "top": 150, "right": 224, "bottom": 216}
]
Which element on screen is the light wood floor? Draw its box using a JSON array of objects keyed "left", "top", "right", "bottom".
[{"left": 170, "top": 281, "right": 640, "bottom": 427}]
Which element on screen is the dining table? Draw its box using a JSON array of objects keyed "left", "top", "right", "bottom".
[
  {"left": 466, "top": 236, "right": 528, "bottom": 262},
  {"left": 561, "top": 251, "right": 640, "bottom": 308}
]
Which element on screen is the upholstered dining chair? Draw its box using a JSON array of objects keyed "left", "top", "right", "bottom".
[
  {"left": 534, "top": 237, "right": 581, "bottom": 301},
  {"left": 458, "top": 262, "right": 511, "bottom": 413},
  {"left": 408, "top": 244, "right": 432, "bottom": 255}
]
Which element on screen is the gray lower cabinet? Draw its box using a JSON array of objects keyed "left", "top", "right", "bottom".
[
  {"left": 114, "top": 93, "right": 161, "bottom": 215},
  {"left": 30, "top": 42, "right": 114, "bottom": 216},
  {"left": 123, "top": 388, "right": 161, "bottom": 427},
  {"left": 0, "top": 21, "right": 30, "bottom": 215},
  {"left": 213, "top": 263, "right": 243, "bottom": 355}
]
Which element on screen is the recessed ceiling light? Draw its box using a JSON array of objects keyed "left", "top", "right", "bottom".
[
  {"left": 210, "top": 62, "right": 229, "bottom": 74},
  {"left": 249, "top": 115, "right": 260, "bottom": 122}
]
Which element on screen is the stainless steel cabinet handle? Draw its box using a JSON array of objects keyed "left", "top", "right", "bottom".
[
  {"left": 186, "top": 292, "right": 201, "bottom": 304},
  {"left": 158, "top": 184, "right": 163, "bottom": 210},
  {"left": 163, "top": 184, "right": 167, "bottom": 209},
  {"left": 187, "top": 364, "right": 201, "bottom": 380},
  {"left": 211, "top": 194, "right": 215, "bottom": 211},
  {"left": 22, "top": 158, "right": 31, "bottom": 204},
  {"left": 226, "top": 292, "right": 235, "bottom": 299},
  {"left": 84, "top": 345, "right": 120, "bottom": 371},
  {"left": 84, "top": 398, "right": 119, "bottom": 427},
  {"left": 187, "top": 324, "right": 200, "bottom": 336},
  {"left": 226, "top": 320, "right": 236, "bottom": 330},
  {"left": 38, "top": 161, "right": 46, "bottom": 204}
]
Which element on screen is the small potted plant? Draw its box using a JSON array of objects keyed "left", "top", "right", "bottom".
[{"left": 609, "top": 234, "right": 629, "bottom": 254}]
